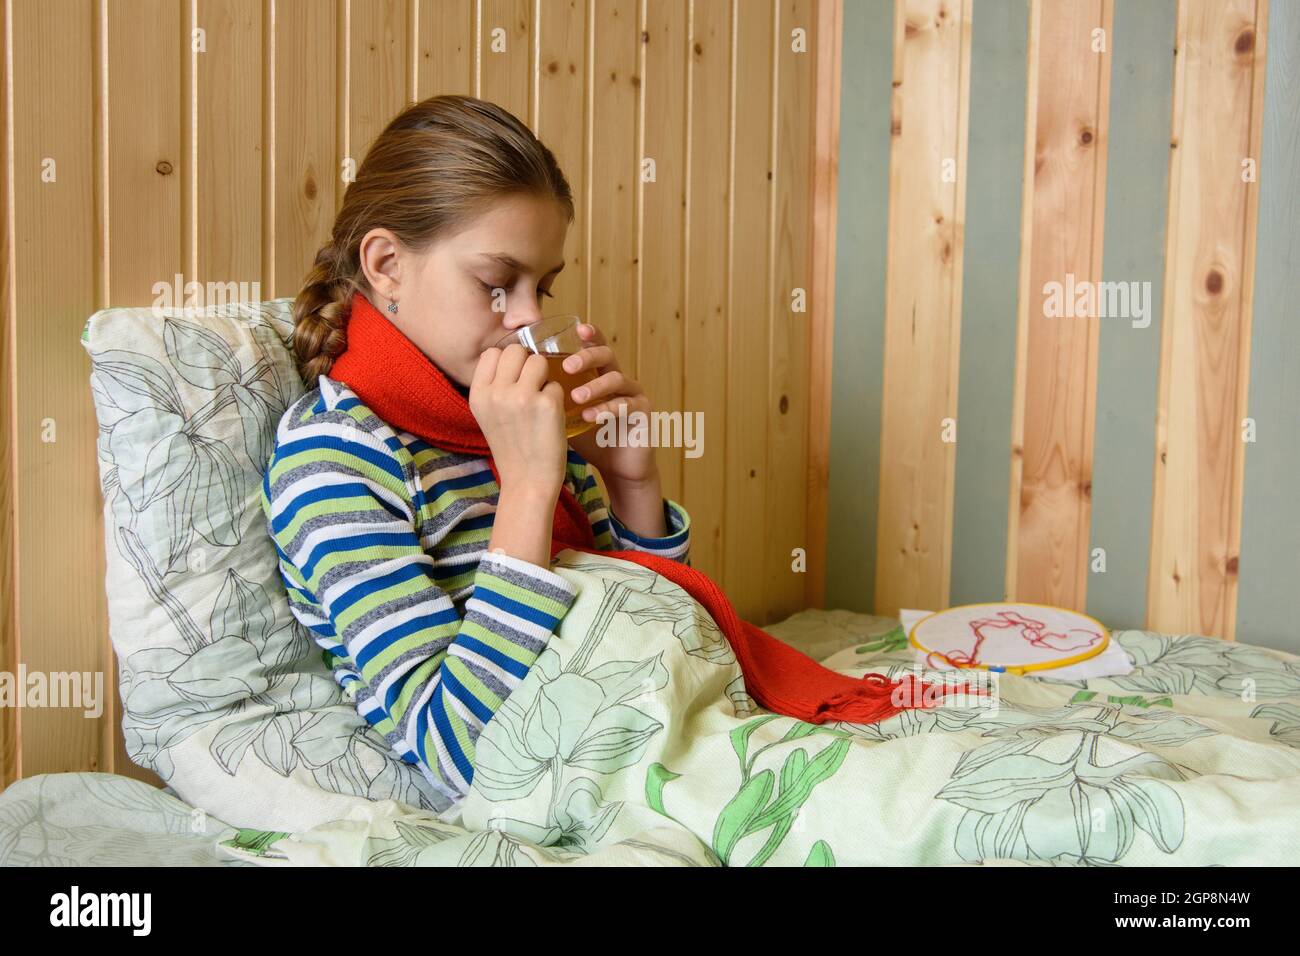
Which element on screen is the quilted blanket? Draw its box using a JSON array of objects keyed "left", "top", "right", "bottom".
[{"left": 226, "top": 551, "right": 1300, "bottom": 865}]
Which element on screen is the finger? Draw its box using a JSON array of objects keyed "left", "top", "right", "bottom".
[
  {"left": 541, "top": 379, "right": 567, "bottom": 413},
  {"left": 582, "top": 394, "right": 645, "bottom": 423},
  {"left": 571, "top": 369, "right": 640, "bottom": 405},
  {"left": 473, "top": 347, "right": 501, "bottom": 389},
  {"left": 494, "top": 342, "right": 531, "bottom": 383},
  {"left": 518, "top": 351, "right": 550, "bottom": 391},
  {"left": 575, "top": 323, "right": 606, "bottom": 347},
  {"left": 562, "top": 345, "right": 617, "bottom": 375}
]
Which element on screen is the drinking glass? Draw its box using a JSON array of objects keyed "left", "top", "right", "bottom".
[{"left": 493, "top": 314, "right": 599, "bottom": 438}]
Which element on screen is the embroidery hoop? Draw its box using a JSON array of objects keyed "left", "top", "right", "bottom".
[{"left": 907, "top": 602, "right": 1111, "bottom": 675}]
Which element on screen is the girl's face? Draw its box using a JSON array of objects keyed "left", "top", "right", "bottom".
[{"left": 357, "top": 192, "right": 569, "bottom": 387}]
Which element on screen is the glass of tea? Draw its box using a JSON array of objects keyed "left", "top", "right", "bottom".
[{"left": 493, "top": 315, "right": 599, "bottom": 438}]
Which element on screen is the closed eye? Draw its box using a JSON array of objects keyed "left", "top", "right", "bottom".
[{"left": 478, "top": 278, "right": 553, "bottom": 300}]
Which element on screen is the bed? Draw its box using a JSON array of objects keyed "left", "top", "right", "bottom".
[{"left": 3, "top": 605, "right": 1298, "bottom": 867}]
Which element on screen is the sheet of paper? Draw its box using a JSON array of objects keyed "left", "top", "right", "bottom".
[{"left": 899, "top": 608, "right": 1135, "bottom": 680}]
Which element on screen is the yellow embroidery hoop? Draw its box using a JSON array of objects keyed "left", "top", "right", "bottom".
[{"left": 907, "top": 602, "right": 1111, "bottom": 676}]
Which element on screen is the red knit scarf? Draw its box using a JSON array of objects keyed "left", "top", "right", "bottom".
[{"left": 328, "top": 291, "right": 974, "bottom": 724}]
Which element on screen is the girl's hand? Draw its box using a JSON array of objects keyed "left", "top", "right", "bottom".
[
  {"left": 470, "top": 343, "right": 568, "bottom": 500},
  {"left": 564, "top": 323, "right": 658, "bottom": 485}
]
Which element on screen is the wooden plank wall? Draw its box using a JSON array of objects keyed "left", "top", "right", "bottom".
[
  {"left": 872, "top": 0, "right": 971, "bottom": 618},
  {"left": 830, "top": 0, "right": 1291, "bottom": 652},
  {"left": 0, "top": 0, "right": 834, "bottom": 789},
  {"left": 1148, "top": 0, "right": 1267, "bottom": 641},
  {"left": 1006, "top": 0, "right": 1112, "bottom": 610}
]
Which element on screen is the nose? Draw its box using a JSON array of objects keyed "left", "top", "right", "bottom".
[{"left": 501, "top": 299, "right": 545, "bottom": 330}]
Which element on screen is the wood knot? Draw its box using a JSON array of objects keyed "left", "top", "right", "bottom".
[
  {"left": 1226, "top": 555, "right": 1239, "bottom": 575},
  {"left": 778, "top": 395, "right": 789, "bottom": 414},
  {"left": 1080, "top": 128, "right": 1093, "bottom": 146},
  {"left": 303, "top": 174, "right": 317, "bottom": 200},
  {"left": 749, "top": 468, "right": 756, "bottom": 478},
  {"left": 1206, "top": 270, "right": 1224, "bottom": 294},
  {"left": 155, "top": 159, "right": 174, "bottom": 175},
  {"left": 547, "top": 60, "right": 559, "bottom": 73},
  {"left": 693, "top": 41, "right": 703, "bottom": 56},
  {"left": 641, "top": 30, "right": 650, "bottom": 44},
  {"left": 1235, "top": 30, "right": 1254, "bottom": 55}
]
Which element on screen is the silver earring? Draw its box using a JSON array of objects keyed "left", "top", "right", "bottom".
[{"left": 387, "top": 299, "right": 398, "bottom": 314}]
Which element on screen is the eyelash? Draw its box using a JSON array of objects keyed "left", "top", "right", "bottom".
[{"left": 479, "top": 279, "right": 554, "bottom": 300}]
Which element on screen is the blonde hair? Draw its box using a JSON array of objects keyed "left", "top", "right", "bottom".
[{"left": 291, "top": 95, "right": 575, "bottom": 384}]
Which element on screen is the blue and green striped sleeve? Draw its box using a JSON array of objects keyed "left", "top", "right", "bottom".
[
  {"left": 262, "top": 418, "right": 578, "bottom": 803},
  {"left": 566, "top": 451, "right": 692, "bottom": 566}
]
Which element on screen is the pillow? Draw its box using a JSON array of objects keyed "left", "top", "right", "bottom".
[{"left": 81, "top": 295, "right": 452, "bottom": 832}]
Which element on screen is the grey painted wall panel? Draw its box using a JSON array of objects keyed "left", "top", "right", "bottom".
[
  {"left": 825, "top": 0, "right": 894, "bottom": 613},
  {"left": 1238, "top": 0, "right": 1300, "bottom": 653},
  {"left": 949, "top": 0, "right": 1029, "bottom": 608},
  {"left": 1086, "top": 0, "right": 1176, "bottom": 631}
]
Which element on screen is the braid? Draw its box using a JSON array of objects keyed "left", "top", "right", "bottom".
[{"left": 291, "top": 240, "right": 360, "bottom": 385}]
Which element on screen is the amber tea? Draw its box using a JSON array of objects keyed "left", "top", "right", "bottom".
[{"left": 546, "top": 354, "right": 599, "bottom": 437}]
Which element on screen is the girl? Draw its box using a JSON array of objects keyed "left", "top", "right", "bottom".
[{"left": 261, "top": 95, "right": 689, "bottom": 809}]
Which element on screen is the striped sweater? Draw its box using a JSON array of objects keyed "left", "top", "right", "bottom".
[{"left": 260, "top": 374, "right": 691, "bottom": 807}]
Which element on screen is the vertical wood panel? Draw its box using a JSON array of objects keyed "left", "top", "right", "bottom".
[
  {"left": 272, "top": 0, "right": 338, "bottom": 299},
  {"left": 535, "top": 0, "right": 586, "bottom": 320},
  {"left": 1, "top": 0, "right": 17, "bottom": 788},
  {"left": 478, "top": 0, "right": 530, "bottom": 124},
  {"left": 681, "top": 0, "right": 730, "bottom": 581},
  {"left": 1148, "top": 0, "right": 1267, "bottom": 640},
  {"left": 349, "top": 0, "right": 410, "bottom": 166},
  {"left": 196, "top": 0, "right": 262, "bottom": 290},
  {"left": 417, "top": 0, "right": 474, "bottom": 98},
  {"left": 723, "top": 0, "right": 773, "bottom": 620},
  {"left": 873, "top": 0, "right": 971, "bottom": 618},
  {"left": 108, "top": 0, "right": 182, "bottom": 305},
  {"left": 639, "top": 0, "right": 687, "bottom": 506},
  {"left": 763, "top": 0, "right": 815, "bottom": 623},
  {"left": 15, "top": 0, "right": 104, "bottom": 776},
  {"left": 805, "top": 0, "right": 841, "bottom": 609},
  {"left": 1006, "top": 0, "right": 1112, "bottom": 611},
  {"left": 586, "top": 1, "right": 639, "bottom": 371}
]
